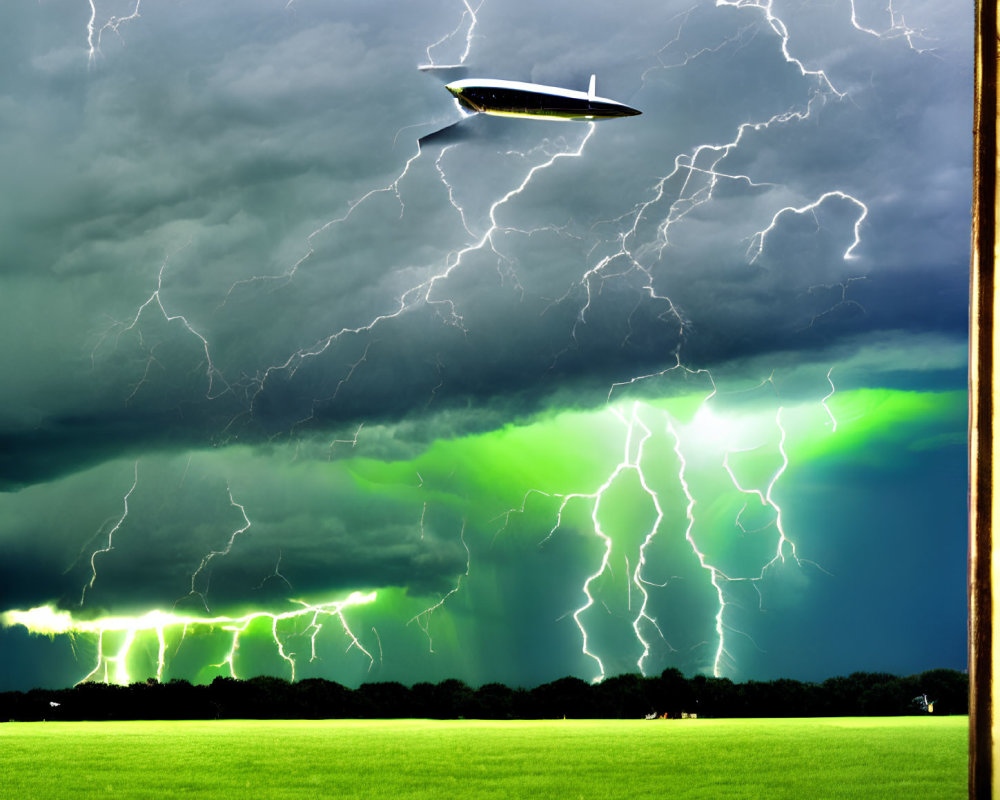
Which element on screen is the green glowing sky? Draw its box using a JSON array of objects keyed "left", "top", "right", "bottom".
[{"left": 2, "top": 353, "right": 967, "bottom": 689}]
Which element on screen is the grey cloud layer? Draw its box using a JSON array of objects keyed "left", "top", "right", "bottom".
[{"left": 0, "top": 1, "right": 969, "bottom": 487}]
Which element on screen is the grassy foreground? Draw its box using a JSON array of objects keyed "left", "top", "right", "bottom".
[{"left": 0, "top": 717, "right": 966, "bottom": 799}]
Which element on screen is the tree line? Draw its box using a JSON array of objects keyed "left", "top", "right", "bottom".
[{"left": 0, "top": 668, "right": 967, "bottom": 722}]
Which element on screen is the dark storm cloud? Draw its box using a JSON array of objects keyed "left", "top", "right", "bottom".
[
  {"left": 0, "top": 448, "right": 468, "bottom": 614},
  {"left": 0, "top": 0, "right": 971, "bottom": 484}
]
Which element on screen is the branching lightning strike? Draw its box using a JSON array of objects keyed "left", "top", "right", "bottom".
[
  {"left": 79, "top": 461, "right": 139, "bottom": 607},
  {"left": 178, "top": 485, "right": 253, "bottom": 613},
  {"left": 500, "top": 362, "right": 838, "bottom": 681},
  {"left": 408, "top": 522, "right": 471, "bottom": 653},
  {"left": 2, "top": 592, "right": 377, "bottom": 685},
  {"left": 85, "top": 0, "right": 143, "bottom": 64}
]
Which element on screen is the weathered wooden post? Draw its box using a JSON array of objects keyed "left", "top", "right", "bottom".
[{"left": 969, "top": 0, "right": 998, "bottom": 796}]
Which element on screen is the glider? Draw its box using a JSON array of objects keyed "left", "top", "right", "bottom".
[{"left": 444, "top": 74, "right": 641, "bottom": 121}]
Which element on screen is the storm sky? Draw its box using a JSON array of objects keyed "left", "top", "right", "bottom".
[{"left": 0, "top": 0, "right": 970, "bottom": 691}]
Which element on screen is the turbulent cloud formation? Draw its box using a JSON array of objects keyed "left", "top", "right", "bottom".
[{"left": 0, "top": 0, "right": 969, "bottom": 691}]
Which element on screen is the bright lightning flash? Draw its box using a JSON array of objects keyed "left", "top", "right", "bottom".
[
  {"left": 2, "top": 592, "right": 377, "bottom": 686},
  {"left": 506, "top": 370, "right": 835, "bottom": 682}
]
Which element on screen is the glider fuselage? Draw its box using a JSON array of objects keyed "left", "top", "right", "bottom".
[{"left": 445, "top": 78, "right": 641, "bottom": 121}]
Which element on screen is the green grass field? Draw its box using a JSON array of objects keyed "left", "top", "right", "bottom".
[{"left": 0, "top": 717, "right": 966, "bottom": 799}]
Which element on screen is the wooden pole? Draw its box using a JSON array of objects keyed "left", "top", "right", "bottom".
[{"left": 970, "top": 0, "right": 997, "bottom": 796}]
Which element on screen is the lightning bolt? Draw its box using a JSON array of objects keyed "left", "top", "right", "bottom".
[
  {"left": 100, "top": 245, "right": 228, "bottom": 404},
  {"left": 501, "top": 363, "right": 839, "bottom": 681},
  {"left": 723, "top": 405, "right": 799, "bottom": 579},
  {"left": 85, "top": 0, "right": 143, "bottom": 64},
  {"left": 747, "top": 190, "right": 868, "bottom": 264},
  {"left": 822, "top": 366, "right": 838, "bottom": 432},
  {"left": 530, "top": 401, "right": 667, "bottom": 682},
  {"left": 79, "top": 461, "right": 139, "bottom": 607},
  {"left": 408, "top": 522, "right": 470, "bottom": 653},
  {"left": 254, "top": 552, "right": 293, "bottom": 593},
  {"left": 541, "top": 0, "right": 870, "bottom": 374},
  {"left": 576, "top": 0, "right": 919, "bottom": 361},
  {"left": 666, "top": 417, "right": 729, "bottom": 676},
  {"left": 85, "top": 0, "right": 97, "bottom": 61},
  {"left": 423, "top": 0, "right": 482, "bottom": 67},
  {"left": 328, "top": 422, "right": 365, "bottom": 457},
  {"left": 848, "top": 0, "right": 931, "bottom": 52},
  {"left": 236, "top": 120, "right": 597, "bottom": 428},
  {"left": 2, "top": 592, "right": 377, "bottom": 686},
  {"left": 177, "top": 485, "right": 253, "bottom": 613}
]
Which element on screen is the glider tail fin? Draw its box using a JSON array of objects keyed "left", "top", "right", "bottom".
[{"left": 418, "top": 65, "right": 469, "bottom": 82}]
